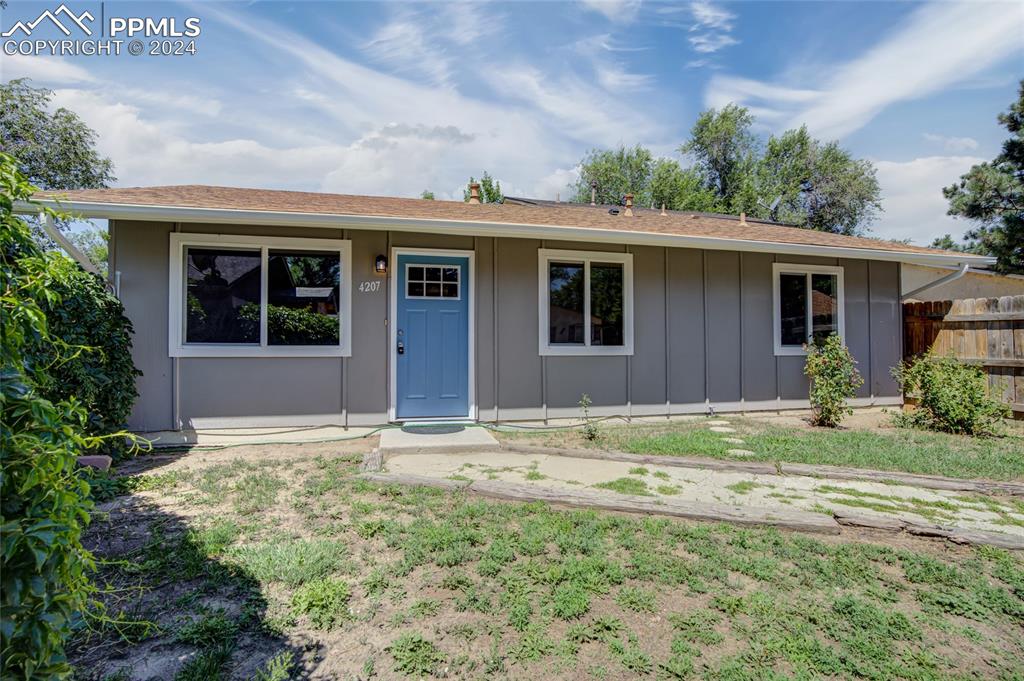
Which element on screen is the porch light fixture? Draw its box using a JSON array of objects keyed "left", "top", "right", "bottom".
[{"left": 374, "top": 254, "right": 388, "bottom": 274}]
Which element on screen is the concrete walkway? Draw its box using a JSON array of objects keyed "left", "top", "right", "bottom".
[{"left": 383, "top": 450, "right": 1024, "bottom": 540}]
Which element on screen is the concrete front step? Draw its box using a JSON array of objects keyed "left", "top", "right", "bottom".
[{"left": 378, "top": 426, "right": 499, "bottom": 456}]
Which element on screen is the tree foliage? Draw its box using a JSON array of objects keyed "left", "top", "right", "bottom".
[
  {"left": 67, "top": 226, "right": 109, "bottom": 275},
  {"left": 0, "top": 152, "right": 102, "bottom": 679},
  {"left": 571, "top": 145, "right": 655, "bottom": 206},
  {"left": 753, "top": 127, "right": 880, "bottom": 235},
  {"left": 570, "top": 106, "right": 880, "bottom": 235},
  {"left": 464, "top": 172, "right": 503, "bottom": 203},
  {"left": 681, "top": 104, "right": 758, "bottom": 204},
  {"left": 0, "top": 79, "right": 114, "bottom": 195},
  {"left": 942, "top": 80, "right": 1024, "bottom": 274}
]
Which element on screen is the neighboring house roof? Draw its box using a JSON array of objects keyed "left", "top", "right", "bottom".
[{"left": 26, "top": 185, "right": 994, "bottom": 267}]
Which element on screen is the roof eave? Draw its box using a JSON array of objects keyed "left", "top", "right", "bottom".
[{"left": 15, "top": 198, "right": 997, "bottom": 267}]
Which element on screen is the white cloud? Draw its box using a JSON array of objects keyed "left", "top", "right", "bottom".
[
  {"left": 595, "top": 63, "right": 652, "bottom": 91},
  {"left": 442, "top": 2, "right": 501, "bottom": 46},
  {"left": 48, "top": 88, "right": 344, "bottom": 188},
  {"left": 873, "top": 155, "right": 985, "bottom": 244},
  {"left": 689, "top": 33, "right": 738, "bottom": 54},
  {"left": 704, "top": 2, "right": 1024, "bottom": 139},
  {"left": 362, "top": 11, "right": 454, "bottom": 86},
  {"left": 494, "top": 66, "right": 664, "bottom": 145},
  {"left": 0, "top": 54, "right": 95, "bottom": 83},
  {"left": 688, "top": 1, "right": 737, "bottom": 55},
  {"left": 690, "top": 1, "right": 735, "bottom": 31},
  {"left": 579, "top": 0, "right": 642, "bottom": 22},
  {"left": 21, "top": 4, "right": 667, "bottom": 204},
  {"left": 572, "top": 33, "right": 653, "bottom": 93},
  {"left": 922, "top": 133, "right": 980, "bottom": 153}
]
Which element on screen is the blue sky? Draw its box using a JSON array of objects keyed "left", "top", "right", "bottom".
[{"left": 2, "top": 0, "right": 1022, "bottom": 244}]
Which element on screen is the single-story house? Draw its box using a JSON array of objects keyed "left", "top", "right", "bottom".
[{"left": 28, "top": 185, "right": 994, "bottom": 432}]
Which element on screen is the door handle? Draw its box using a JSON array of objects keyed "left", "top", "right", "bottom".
[{"left": 397, "top": 340, "right": 405, "bottom": 355}]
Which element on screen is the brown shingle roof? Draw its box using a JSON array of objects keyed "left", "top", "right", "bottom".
[{"left": 36, "top": 184, "right": 965, "bottom": 259}]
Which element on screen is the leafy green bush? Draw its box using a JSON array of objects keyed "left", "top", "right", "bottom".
[
  {"left": 26, "top": 255, "right": 139, "bottom": 455},
  {"left": 803, "top": 334, "right": 864, "bottom": 427},
  {"left": 1, "top": 152, "right": 105, "bottom": 678},
  {"left": 892, "top": 353, "right": 1009, "bottom": 435}
]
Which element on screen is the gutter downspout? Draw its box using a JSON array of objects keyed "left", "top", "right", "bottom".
[
  {"left": 901, "top": 262, "right": 970, "bottom": 301},
  {"left": 39, "top": 212, "right": 102, "bottom": 277}
]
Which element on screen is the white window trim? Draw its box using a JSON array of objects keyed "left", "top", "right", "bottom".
[
  {"left": 772, "top": 262, "right": 845, "bottom": 357},
  {"left": 169, "top": 233, "right": 352, "bottom": 358},
  {"left": 538, "top": 248, "right": 634, "bottom": 357}
]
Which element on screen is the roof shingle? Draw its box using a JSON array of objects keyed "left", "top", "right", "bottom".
[{"left": 37, "top": 184, "right": 964, "bottom": 258}]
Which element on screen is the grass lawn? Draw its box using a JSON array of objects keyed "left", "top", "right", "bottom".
[
  {"left": 498, "top": 416, "right": 1024, "bottom": 482},
  {"left": 74, "top": 446, "right": 1023, "bottom": 680}
]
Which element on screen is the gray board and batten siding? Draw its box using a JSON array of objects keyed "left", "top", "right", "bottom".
[{"left": 110, "top": 219, "right": 901, "bottom": 432}]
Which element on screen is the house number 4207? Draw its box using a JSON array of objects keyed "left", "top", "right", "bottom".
[{"left": 358, "top": 281, "right": 382, "bottom": 293}]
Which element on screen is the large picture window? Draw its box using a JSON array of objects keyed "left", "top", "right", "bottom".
[
  {"left": 772, "top": 263, "right": 844, "bottom": 356},
  {"left": 170, "top": 234, "right": 351, "bottom": 357},
  {"left": 538, "top": 249, "right": 633, "bottom": 356}
]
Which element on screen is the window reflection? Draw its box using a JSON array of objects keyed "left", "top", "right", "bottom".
[
  {"left": 185, "top": 248, "right": 261, "bottom": 343},
  {"left": 549, "top": 262, "right": 584, "bottom": 344},
  {"left": 591, "top": 263, "right": 623, "bottom": 346},
  {"left": 779, "top": 273, "right": 807, "bottom": 346},
  {"left": 267, "top": 250, "right": 341, "bottom": 346},
  {"left": 811, "top": 273, "right": 838, "bottom": 345}
]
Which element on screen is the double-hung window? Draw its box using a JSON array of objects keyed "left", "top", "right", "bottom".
[
  {"left": 538, "top": 249, "right": 633, "bottom": 356},
  {"left": 772, "top": 263, "right": 844, "bottom": 355},
  {"left": 169, "top": 234, "right": 352, "bottom": 357}
]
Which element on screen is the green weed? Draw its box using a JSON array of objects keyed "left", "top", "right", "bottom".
[
  {"left": 387, "top": 633, "right": 446, "bottom": 676},
  {"left": 594, "top": 477, "right": 651, "bottom": 496},
  {"left": 290, "top": 577, "right": 351, "bottom": 630}
]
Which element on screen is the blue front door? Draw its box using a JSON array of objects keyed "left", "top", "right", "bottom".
[{"left": 396, "top": 254, "right": 470, "bottom": 419}]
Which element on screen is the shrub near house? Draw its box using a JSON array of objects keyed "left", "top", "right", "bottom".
[
  {"left": 894, "top": 353, "right": 1010, "bottom": 436},
  {"left": 1, "top": 153, "right": 139, "bottom": 678},
  {"left": 804, "top": 334, "right": 864, "bottom": 428}
]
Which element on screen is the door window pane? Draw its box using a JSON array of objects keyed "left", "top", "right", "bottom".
[
  {"left": 185, "top": 248, "right": 261, "bottom": 343},
  {"left": 590, "top": 262, "right": 624, "bottom": 346},
  {"left": 549, "top": 262, "right": 584, "bottom": 344},
  {"left": 407, "top": 265, "right": 459, "bottom": 298},
  {"left": 779, "top": 273, "right": 807, "bottom": 346},
  {"left": 267, "top": 250, "right": 340, "bottom": 345},
  {"left": 810, "top": 273, "right": 838, "bottom": 345}
]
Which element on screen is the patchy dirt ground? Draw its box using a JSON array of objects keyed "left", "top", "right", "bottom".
[{"left": 71, "top": 440, "right": 1024, "bottom": 680}]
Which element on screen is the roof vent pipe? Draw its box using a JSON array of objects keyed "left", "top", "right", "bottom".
[
  {"left": 660, "top": 203, "right": 667, "bottom": 216},
  {"left": 468, "top": 182, "right": 481, "bottom": 204},
  {"left": 623, "top": 193, "right": 634, "bottom": 217},
  {"left": 590, "top": 182, "right": 597, "bottom": 206},
  {"left": 738, "top": 211, "right": 747, "bottom": 225}
]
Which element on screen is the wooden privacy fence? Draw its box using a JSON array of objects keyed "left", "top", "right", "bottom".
[{"left": 903, "top": 295, "right": 1024, "bottom": 415}]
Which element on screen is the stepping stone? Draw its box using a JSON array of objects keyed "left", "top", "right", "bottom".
[
  {"left": 706, "top": 420, "right": 731, "bottom": 426},
  {"left": 727, "top": 449, "right": 756, "bottom": 457},
  {"left": 709, "top": 426, "right": 737, "bottom": 433},
  {"left": 723, "top": 437, "right": 745, "bottom": 445}
]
